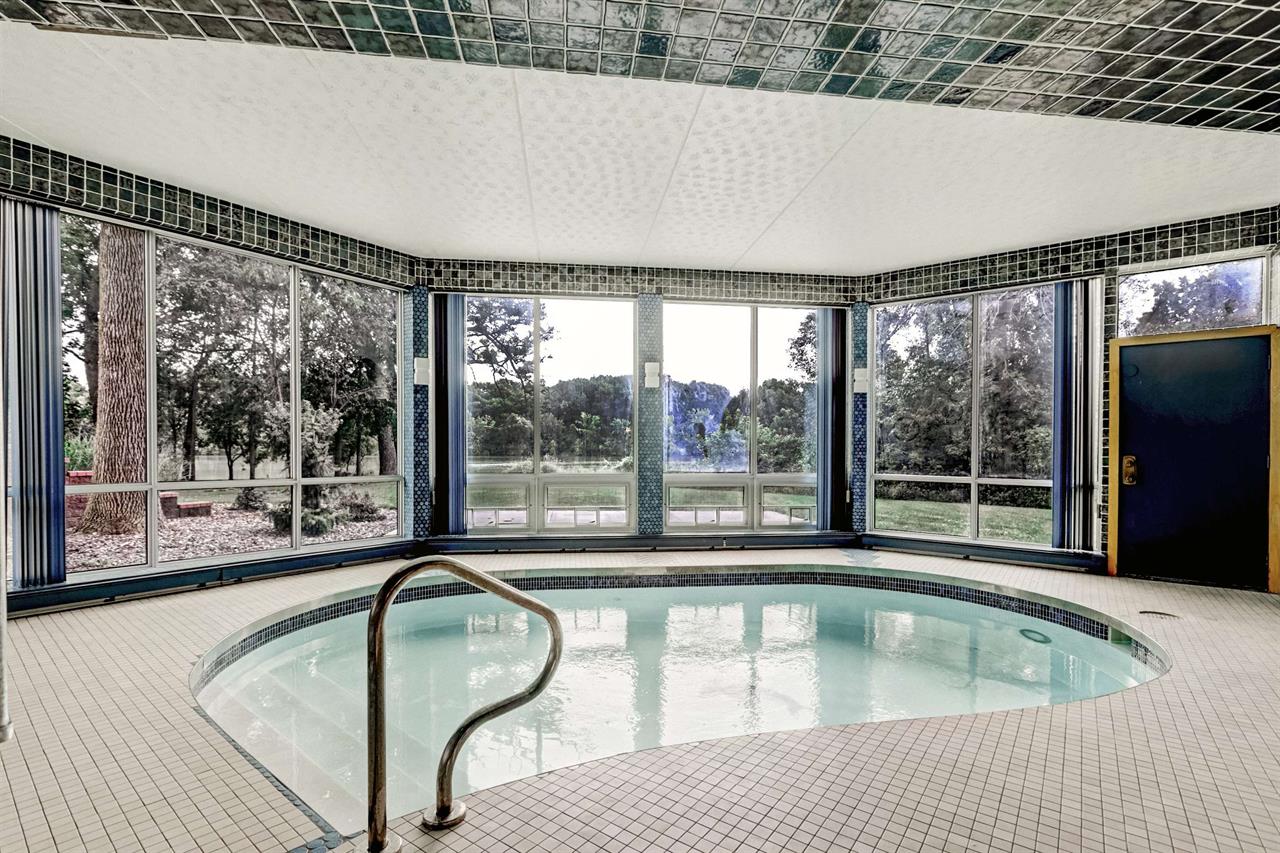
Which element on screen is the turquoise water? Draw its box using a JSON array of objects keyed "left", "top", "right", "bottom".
[{"left": 197, "top": 583, "right": 1157, "bottom": 832}]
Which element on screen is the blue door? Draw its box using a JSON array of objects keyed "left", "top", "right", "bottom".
[{"left": 1114, "top": 332, "right": 1272, "bottom": 589}]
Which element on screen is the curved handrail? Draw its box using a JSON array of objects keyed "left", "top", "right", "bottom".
[{"left": 367, "top": 556, "right": 563, "bottom": 853}]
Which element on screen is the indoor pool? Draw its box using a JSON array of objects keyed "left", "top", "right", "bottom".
[{"left": 194, "top": 573, "right": 1164, "bottom": 832}]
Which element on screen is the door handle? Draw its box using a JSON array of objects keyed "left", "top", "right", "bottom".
[{"left": 1121, "top": 455, "right": 1138, "bottom": 486}]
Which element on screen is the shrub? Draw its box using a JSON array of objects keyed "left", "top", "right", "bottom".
[
  {"left": 233, "top": 487, "right": 269, "bottom": 511},
  {"left": 338, "top": 489, "right": 383, "bottom": 522},
  {"left": 266, "top": 503, "right": 292, "bottom": 535},
  {"left": 64, "top": 436, "right": 94, "bottom": 471},
  {"left": 265, "top": 503, "right": 338, "bottom": 537}
]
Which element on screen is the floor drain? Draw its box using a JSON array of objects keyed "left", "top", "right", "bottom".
[
  {"left": 1020, "top": 628, "right": 1052, "bottom": 644},
  {"left": 1138, "top": 610, "right": 1180, "bottom": 619}
]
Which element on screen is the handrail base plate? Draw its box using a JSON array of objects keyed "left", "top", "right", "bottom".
[
  {"left": 422, "top": 801, "right": 467, "bottom": 831},
  {"left": 368, "top": 831, "right": 403, "bottom": 853}
]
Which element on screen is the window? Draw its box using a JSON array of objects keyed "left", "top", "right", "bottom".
[
  {"left": 1118, "top": 256, "right": 1265, "bottom": 338},
  {"left": 465, "top": 295, "right": 634, "bottom": 533},
  {"left": 872, "top": 285, "right": 1055, "bottom": 546},
  {"left": 663, "top": 302, "right": 818, "bottom": 529},
  {"left": 58, "top": 214, "right": 406, "bottom": 576}
]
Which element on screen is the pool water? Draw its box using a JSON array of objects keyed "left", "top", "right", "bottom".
[{"left": 196, "top": 583, "right": 1158, "bottom": 832}]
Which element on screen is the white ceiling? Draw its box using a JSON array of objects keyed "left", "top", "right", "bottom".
[{"left": 2, "top": 23, "right": 1278, "bottom": 277}]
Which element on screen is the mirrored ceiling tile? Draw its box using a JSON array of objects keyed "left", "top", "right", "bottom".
[
  {"left": 670, "top": 34, "right": 707, "bottom": 57},
  {"left": 1164, "top": 32, "right": 1218, "bottom": 59},
  {"left": 782, "top": 19, "right": 826, "bottom": 45},
  {"left": 835, "top": 49, "right": 872, "bottom": 72},
  {"left": 1045, "top": 71, "right": 1084, "bottom": 92},
  {"left": 398, "top": 33, "right": 437, "bottom": 57},
  {"left": 759, "top": 68, "right": 796, "bottom": 89},
  {"left": 1170, "top": 2, "right": 1231, "bottom": 32},
  {"left": 1223, "top": 41, "right": 1276, "bottom": 66},
  {"left": 633, "top": 54, "right": 667, "bottom": 76},
  {"left": 665, "top": 57, "right": 699, "bottom": 78},
  {"left": 771, "top": 44, "right": 810, "bottom": 66},
  {"left": 1033, "top": 0, "right": 1078, "bottom": 14},
  {"left": 1046, "top": 94, "right": 1088, "bottom": 112},
  {"left": 739, "top": 42, "right": 777, "bottom": 63},
  {"left": 941, "top": 7, "right": 986, "bottom": 34},
  {"left": 298, "top": 1, "right": 342, "bottom": 24},
  {"left": 883, "top": 30, "right": 927, "bottom": 54},
  {"left": 604, "top": 1, "right": 640, "bottom": 28},
  {"left": 724, "top": 0, "right": 763, "bottom": 11},
  {"left": 638, "top": 31, "right": 671, "bottom": 53},
  {"left": 490, "top": 0, "right": 527, "bottom": 17},
  {"left": 1107, "top": 0, "right": 1164, "bottom": 25},
  {"left": 822, "top": 23, "right": 858, "bottom": 49},
  {"left": 493, "top": 18, "right": 531, "bottom": 43},
  {"left": 974, "top": 11, "right": 1025, "bottom": 39},
  {"left": 704, "top": 37, "right": 742, "bottom": 61},
  {"left": 906, "top": 3, "right": 951, "bottom": 30},
  {"left": 1160, "top": 60, "right": 1208, "bottom": 83},
  {"left": 713, "top": 12, "right": 753, "bottom": 39},
  {"left": 928, "top": 60, "right": 967, "bottom": 81},
  {"left": 566, "top": 48, "right": 600, "bottom": 70},
  {"left": 866, "top": 53, "right": 907, "bottom": 75},
  {"left": 1182, "top": 85, "right": 1229, "bottom": 106},
  {"left": 643, "top": 4, "right": 680, "bottom": 31},
  {"left": 415, "top": 11, "right": 454, "bottom": 38},
  {"left": 899, "top": 57, "right": 939, "bottom": 79},
  {"left": 1073, "top": 23, "right": 1122, "bottom": 48},
  {"left": 878, "top": 80, "right": 918, "bottom": 99},
  {"left": 1071, "top": 50, "right": 1115, "bottom": 74},
  {"left": 459, "top": 38, "right": 498, "bottom": 61},
  {"left": 1020, "top": 69, "right": 1061, "bottom": 88},
  {"left": 1014, "top": 45, "right": 1057, "bottom": 66},
  {"left": 868, "top": 0, "right": 915, "bottom": 28},
  {"left": 807, "top": 47, "right": 841, "bottom": 69},
  {"left": 760, "top": 0, "right": 801, "bottom": 15},
  {"left": 256, "top": 0, "right": 301, "bottom": 22},
  {"left": 958, "top": 63, "right": 998, "bottom": 82},
  {"left": 678, "top": 9, "right": 716, "bottom": 35},
  {"left": 601, "top": 27, "right": 637, "bottom": 49},
  {"left": 310, "top": 25, "right": 353, "bottom": 49},
  {"left": 192, "top": 14, "right": 241, "bottom": 39},
  {"left": 600, "top": 51, "right": 633, "bottom": 72},
  {"left": 1042, "top": 19, "right": 1090, "bottom": 44},
  {"left": 271, "top": 22, "right": 316, "bottom": 46},
  {"left": 789, "top": 70, "right": 826, "bottom": 90},
  {"left": 530, "top": 0, "right": 567, "bottom": 19},
  {"left": 1007, "top": 14, "right": 1053, "bottom": 40},
  {"left": 936, "top": 83, "right": 973, "bottom": 103},
  {"left": 982, "top": 41, "right": 1023, "bottom": 64},
  {"left": 1196, "top": 37, "right": 1248, "bottom": 64},
  {"left": 852, "top": 26, "right": 885, "bottom": 53},
  {"left": 853, "top": 76, "right": 890, "bottom": 96},
  {"left": 750, "top": 16, "right": 789, "bottom": 42},
  {"left": 728, "top": 66, "right": 764, "bottom": 86},
  {"left": 233, "top": 19, "right": 279, "bottom": 43},
  {"left": 531, "top": 21, "right": 566, "bottom": 44},
  {"left": 992, "top": 90, "right": 1036, "bottom": 110},
  {"left": 496, "top": 41, "right": 532, "bottom": 63},
  {"left": 1134, "top": 29, "right": 1183, "bottom": 56},
  {"left": 697, "top": 61, "right": 733, "bottom": 82},
  {"left": 567, "top": 25, "right": 602, "bottom": 47},
  {"left": 454, "top": 14, "right": 493, "bottom": 39},
  {"left": 832, "top": 0, "right": 880, "bottom": 25},
  {"left": 533, "top": 45, "right": 566, "bottom": 67},
  {"left": 568, "top": 0, "right": 604, "bottom": 23},
  {"left": 1135, "top": 0, "right": 1195, "bottom": 27},
  {"left": 1235, "top": 10, "right": 1280, "bottom": 39},
  {"left": 795, "top": 0, "right": 840, "bottom": 21},
  {"left": 989, "top": 67, "right": 1029, "bottom": 86},
  {"left": 919, "top": 34, "right": 959, "bottom": 57}
]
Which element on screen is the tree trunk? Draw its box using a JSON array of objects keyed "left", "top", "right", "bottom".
[
  {"left": 79, "top": 224, "right": 147, "bottom": 535},
  {"left": 84, "top": 281, "right": 100, "bottom": 419},
  {"left": 183, "top": 373, "right": 200, "bottom": 481},
  {"left": 378, "top": 422, "right": 396, "bottom": 475}
]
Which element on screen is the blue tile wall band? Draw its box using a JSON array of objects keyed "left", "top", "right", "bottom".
[
  {"left": 412, "top": 284, "right": 431, "bottom": 538},
  {"left": 636, "top": 293, "right": 664, "bottom": 535},
  {"left": 192, "top": 567, "right": 1168, "bottom": 695},
  {"left": 849, "top": 302, "right": 869, "bottom": 533}
]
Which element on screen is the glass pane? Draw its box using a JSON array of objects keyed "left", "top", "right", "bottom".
[
  {"left": 760, "top": 484, "right": 817, "bottom": 527},
  {"left": 545, "top": 484, "right": 629, "bottom": 528},
  {"left": 873, "top": 480, "right": 970, "bottom": 537},
  {"left": 978, "top": 484, "right": 1052, "bottom": 545},
  {"left": 155, "top": 238, "right": 291, "bottom": 481},
  {"left": 663, "top": 303, "right": 751, "bottom": 473},
  {"left": 757, "top": 308, "right": 817, "bottom": 474},
  {"left": 1118, "top": 257, "right": 1264, "bottom": 338},
  {"left": 466, "top": 483, "right": 530, "bottom": 530},
  {"left": 299, "top": 482, "right": 400, "bottom": 544},
  {"left": 158, "top": 486, "right": 292, "bottom": 562},
  {"left": 60, "top": 214, "right": 148, "bottom": 485},
  {"left": 65, "top": 490, "right": 147, "bottom": 573},
  {"left": 466, "top": 297, "right": 536, "bottom": 474},
  {"left": 300, "top": 274, "right": 400, "bottom": 478},
  {"left": 979, "top": 286, "right": 1054, "bottom": 480},
  {"left": 667, "top": 485, "right": 747, "bottom": 526},
  {"left": 874, "top": 298, "right": 972, "bottom": 476},
  {"left": 539, "top": 299, "right": 634, "bottom": 473}
]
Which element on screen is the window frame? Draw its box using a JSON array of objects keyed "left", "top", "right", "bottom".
[
  {"left": 460, "top": 292, "right": 640, "bottom": 536},
  {"left": 58, "top": 210, "right": 409, "bottom": 581},
  {"left": 1115, "top": 247, "right": 1273, "bottom": 340},
  {"left": 867, "top": 282, "right": 1060, "bottom": 549},
  {"left": 662, "top": 300, "right": 820, "bottom": 533}
]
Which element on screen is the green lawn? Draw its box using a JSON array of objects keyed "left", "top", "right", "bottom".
[{"left": 875, "top": 499, "right": 1051, "bottom": 545}]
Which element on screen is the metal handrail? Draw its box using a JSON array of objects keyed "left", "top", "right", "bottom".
[{"left": 366, "top": 556, "right": 563, "bottom": 853}]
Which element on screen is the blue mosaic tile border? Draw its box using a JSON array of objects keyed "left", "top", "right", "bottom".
[
  {"left": 193, "top": 567, "right": 1167, "bottom": 694},
  {"left": 636, "top": 293, "right": 664, "bottom": 535},
  {"left": 411, "top": 284, "right": 432, "bottom": 538},
  {"left": 0, "top": 136, "right": 417, "bottom": 287}
]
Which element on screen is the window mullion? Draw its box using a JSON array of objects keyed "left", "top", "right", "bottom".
[
  {"left": 289, "top": 264, "right": 302, "bottom": 550},
  {"left": 145, "top": 228, "right": 159, "bottom": 570},
  {"left": 531, "top": 297, "right": 542, "bottom": 533},
  {"left": 749, "top": 305, "right": 759, "bottom": 526}
]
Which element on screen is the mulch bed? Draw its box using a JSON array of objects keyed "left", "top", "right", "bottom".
[{"left": 65, "top": 504, "right": 401, "bottom": 573}]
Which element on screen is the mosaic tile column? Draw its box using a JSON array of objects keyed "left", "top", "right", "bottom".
[
  {"left": 411, "top": 283, "right": 431, "bottom": 539},
  {"left": 849, "top": 302, "right": 869, "bottom": 534},
  {"left": 636, "top": 293, "right": 663, "bottom": 536}
]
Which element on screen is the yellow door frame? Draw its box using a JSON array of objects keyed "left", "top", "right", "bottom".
[{"left": 1107, "top": 324, "right": 1280, "bottom": 593}]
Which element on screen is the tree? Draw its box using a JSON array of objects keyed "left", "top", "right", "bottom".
[
  {"left": 1120, "top": 261, "right": 1262, "bottom": 337},
  {"left": 78, "top": 224, "right": 147, "bottom": 534}
]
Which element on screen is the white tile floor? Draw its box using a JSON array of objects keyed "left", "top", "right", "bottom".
[{"left": 2, "top": 548, "right": 1278, "bottom": 853}]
